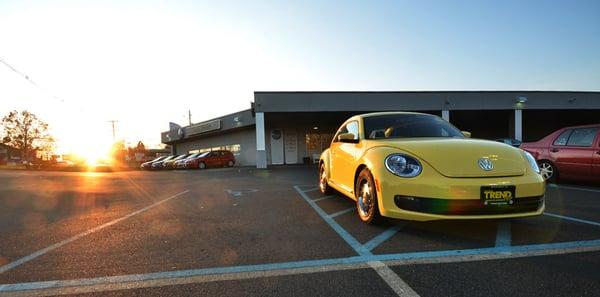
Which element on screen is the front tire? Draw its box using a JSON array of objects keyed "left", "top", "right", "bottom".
[
  {"left": 538, "top": 160, "right": 557, "bottom": 183},
  {"left": 319, "top": 163, "right": 333, "bottom": 195},
  {"left": 199, "top": 162, "right": 207, "bottom": 169},
  {"left": 355, "top": 168, "right": 382, "bottom": 224},
  {"left": 227, "top": 160, "right": 234, "bottom": 167}
]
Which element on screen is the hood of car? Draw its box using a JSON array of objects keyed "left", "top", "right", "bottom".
[{"left": 373, "top": 138, "right": 526, "bottom": 178}]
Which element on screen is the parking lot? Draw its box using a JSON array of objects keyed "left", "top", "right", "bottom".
[{"left": 0, "top": 167, "right": 599, "bottom": 296}]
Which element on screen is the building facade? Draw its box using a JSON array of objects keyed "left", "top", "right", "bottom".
[{"left": 162, "top": 91, "right": 600, "bottom": 168}]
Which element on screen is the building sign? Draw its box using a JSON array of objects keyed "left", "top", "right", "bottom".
[{"left": 187, "top": 119, "right": 221, "bottom": 136}]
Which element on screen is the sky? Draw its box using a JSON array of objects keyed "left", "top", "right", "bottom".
[{"left": 1, "top": 0, "right": 599, "bottom": 157}]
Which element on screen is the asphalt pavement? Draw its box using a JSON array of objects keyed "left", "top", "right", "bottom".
[{"left": 0, "top": 167, "right": 599, "bottom": 296}]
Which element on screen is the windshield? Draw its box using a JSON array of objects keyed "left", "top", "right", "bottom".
[
  {"left": 364, "top": 114, "right": 464, "bottom": 139},
  {"left": 151, "top": 156, "right": 166, "bottom": 162},
  {"left": 173, "top": 154, "right": 189, "bottom": 160}
]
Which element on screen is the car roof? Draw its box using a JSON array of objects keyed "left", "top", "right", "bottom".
[
  {"left": 558, "top": 123, "right": 600, "bottom": 130},
  {"left": 346, "top": 111, "right": 434, "bottom": 122}
]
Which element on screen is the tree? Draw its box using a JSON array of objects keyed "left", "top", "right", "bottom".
[{"left": 1, "top": 110, "right": 54, "bottom": 161}]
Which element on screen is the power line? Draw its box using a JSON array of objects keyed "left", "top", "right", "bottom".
[{"left": 0, "top": 56, "right": 64, "bottom": 103}]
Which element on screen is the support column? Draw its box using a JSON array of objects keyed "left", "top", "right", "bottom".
[
  {"left": 514, "top": 109, "right": 522, "bottom": 141},
  {"left": 255, "top": 112, "right": 267, "bottom": 168},
  {"left": 442, "top": 110, "right": 450, "bottom": 122}
]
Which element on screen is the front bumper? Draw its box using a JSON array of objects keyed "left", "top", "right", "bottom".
[{"left": 375, "top": 168, "right": 545, "bottom": 221}]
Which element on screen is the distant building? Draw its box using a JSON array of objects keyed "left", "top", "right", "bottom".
[{"left": 0, "top": 143, "right": 21, "bottom": 165}]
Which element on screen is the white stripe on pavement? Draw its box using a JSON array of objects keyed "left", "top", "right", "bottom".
[
  {"left": 547, "top": 184, "right": 600, "bottom": 193},
  {"left": 544, "top": 212, "right": 600, "bottom": 227},
  {"left": 0, "top": 190, "right": 190, "bottom": 274},
  {"left": 3, "top": 239, "right": 600, "bottom": 296},
  {"left": 495, "top": 221, "right": 512, "bottom": 247}
]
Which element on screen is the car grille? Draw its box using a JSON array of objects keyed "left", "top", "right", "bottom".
[{"left": 393, "top": 195, "right": 543, "bottom": 216}]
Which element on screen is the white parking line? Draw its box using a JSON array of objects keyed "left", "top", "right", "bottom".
[
  {"left": 495, "top": 221, "right": 511, "bottom": 247},
  {"left": 4, "top": 239, "right": 600, "bottom": 296},
  {"left": 293, "top": 185, "right": 420, "bottom": 297},
  {"left": 311, "top": 195, "right": 336, "bottom": 202},
  {"left": 544, "top": 212, "right": 600, "bottom": 227},
  {"left": 302, "top": 187, "right": 320, "bottom": 193},
  {"left": 368, "top": 261, "right": 419, "bottom": 297},
  {"left": 547, "top": 184, "right": 600, "bottom": 193},
  {"left": 364, "top": 226, "right": 402, "bottom": 251},
  {"left": 328, "top": 207, "right": 356, "bottom": 218},
  {"left": 0, "top": 190, "right": 190, "bottom": 274}
]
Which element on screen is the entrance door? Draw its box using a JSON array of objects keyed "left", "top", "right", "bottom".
[
  {"left": 270, "top": 129, "right": 284, "bottom": 165},
  {"left": 284, "top": 130, "right": 298, "bottom": 164}
]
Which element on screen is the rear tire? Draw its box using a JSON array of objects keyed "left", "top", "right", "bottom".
[
  {"left": 355, "top": 168, "right": 382, "bottom": 224},
  {"left": 319, "top": 163, "right": 333, "bottom": 195},
  {"left": 538, "top": 160, "right": 558, "bottom": 183},
  {"left": 199, "top": 162, "right": 206, "bottom": 169}
]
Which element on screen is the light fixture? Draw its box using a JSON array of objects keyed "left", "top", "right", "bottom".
[
  {"left": 313, "top": 126, "right": 319, "bottom": 130},
  {"left": 515, "top": 96, "right": 528, "bottom": 104},
  {"left": 515, "top": 96, "right": 527, "bottom": 104}
]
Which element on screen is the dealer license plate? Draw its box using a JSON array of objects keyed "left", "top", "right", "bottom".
[{"left": 480, "top": 185, "right": 515, "bottom": 206}]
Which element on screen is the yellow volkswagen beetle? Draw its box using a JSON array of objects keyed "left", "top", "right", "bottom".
[{"left": 319, "top": 112, "right": 545, "bottom": 224}]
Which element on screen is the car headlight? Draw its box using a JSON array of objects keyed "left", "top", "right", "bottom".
[
  {"left": 385, "top": 154, "right": 422, "bottom": 178},
  {"left": 523, "top": 151, "right": 540, "bottom": 174}
]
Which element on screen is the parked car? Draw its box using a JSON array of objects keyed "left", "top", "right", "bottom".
[
  {"left": 185, "top": 150, "right": 235, "bottom": 169},
  {"left": 495, "top": 138, "right": 522, "bottom": 148},
  {"left": 163, "top": 154, "right": 191, "bottom": 169},
  {"left": 141, "top": 156, "right": 167, "bottom": 170},
  {"left": 151, "top": 155, "right": 176, "bottom": 170},
  {"left": 319, "top": 112, "right": 545, "bottom": 224},
  {"left": 174, "top": 153, "right": 201, "bottom": 169},
  {"left": 521, "top": 124, "right": 600, "bottom": 183}
]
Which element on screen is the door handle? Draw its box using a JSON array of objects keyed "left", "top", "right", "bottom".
[
  {"left": 550, "top": 148, "right": 559, "bottom": 153},
  {"left": 596, "top": 150, "right": 600, "bottom": 155}
]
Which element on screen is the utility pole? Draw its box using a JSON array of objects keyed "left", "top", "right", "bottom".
[
  {"left": 188, "top": 110, "right": 192, "bottom": 125},
  {"left": 108, "top": 120, "right": 118, "bottom": 141}
]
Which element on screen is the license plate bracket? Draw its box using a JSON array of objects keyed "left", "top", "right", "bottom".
[{"left": 480, "top": 185, "right": 515, "bottom": 206}]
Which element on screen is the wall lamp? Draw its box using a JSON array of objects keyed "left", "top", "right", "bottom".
[{"left": 515, "top": 96, "right": 528, "bottom": 104}]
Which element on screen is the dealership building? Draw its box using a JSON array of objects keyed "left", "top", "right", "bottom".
[{"left": 161, "top": 91, "right": 600, "bottom": 168}]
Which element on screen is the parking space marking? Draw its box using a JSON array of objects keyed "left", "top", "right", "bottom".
[
  {"left": 364, "top": 225, "right": 402, "bottom": 251},
  {"left": 368, "top": 261, "right": 419, "bottom": 297},
  {"left": 328, "top": 207, "right": 356, "bottom": 218},
  {"left": 311, "top": 195, "right": 336, "bottom": 202},
  {"left": 495, "top": 221, "right": 512, "bottom": 247},
  {"left": 294, "top": 186, "right": 370, "bottom": 255},
  {"left": 547, "top": 184, "right": 600, "bottom": 193},
  {"left": 544, "top": 212, "right": 600, "bottom": 227},
  {"left": 0, "top": 189, "right": 190, "bottom": 274},
  {"left": 294, "top": 185, "right": 419, "bottom": 297},
  {"left": 4, "top": 238, "right": 600, "bottom": 296},
  {"left": 302, "top": 187, "right": 320, "bottom": 193}
]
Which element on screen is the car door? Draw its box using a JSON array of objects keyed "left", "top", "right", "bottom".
[
  {"left": 551, "top": 127, "right": 597, "bottom": 180},
  {"left": 206, "top": 152, "right": 219, "bottom": 167},
  {"left": 331, "top": 120, "right": 361, "bottom": 193}
]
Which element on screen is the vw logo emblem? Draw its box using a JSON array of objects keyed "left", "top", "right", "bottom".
[{"left": 478, "top": 158, "right": 494, "bottom": 171}]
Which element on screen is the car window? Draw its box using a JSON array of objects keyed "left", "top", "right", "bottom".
[
  {"left": 553, "top": 130, "right": 572, "bottom": 146},
  {"left": 346, "top": 121, "right": 359, "bottom": 139},
  {"left": 333, "top": 121, "right": 358, "bottom": 142},
  {"left": 566, "top": 128, "right": 598, "bottom": 147},
  {"left": 364, "top": 114, "right": 463, "bottom": 139}
]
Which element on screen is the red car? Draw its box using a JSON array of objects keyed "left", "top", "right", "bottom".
[
  {"left": 521, "top": 124, "right": 600, "bottom": 183},
  {"left": 185, "top": 150, "right": 235, "bottom": 169}
]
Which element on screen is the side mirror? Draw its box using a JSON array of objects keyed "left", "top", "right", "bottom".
[
  {"left": 462, "top": 131, "right": 471, "bottom": 138},
  {"left": 338, "top": 133, "right": 358, "bottom": 143}
]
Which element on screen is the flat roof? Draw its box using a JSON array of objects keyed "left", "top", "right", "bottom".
[{"left": 254, "top": 91, "right": 600, "bottom": 112}]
